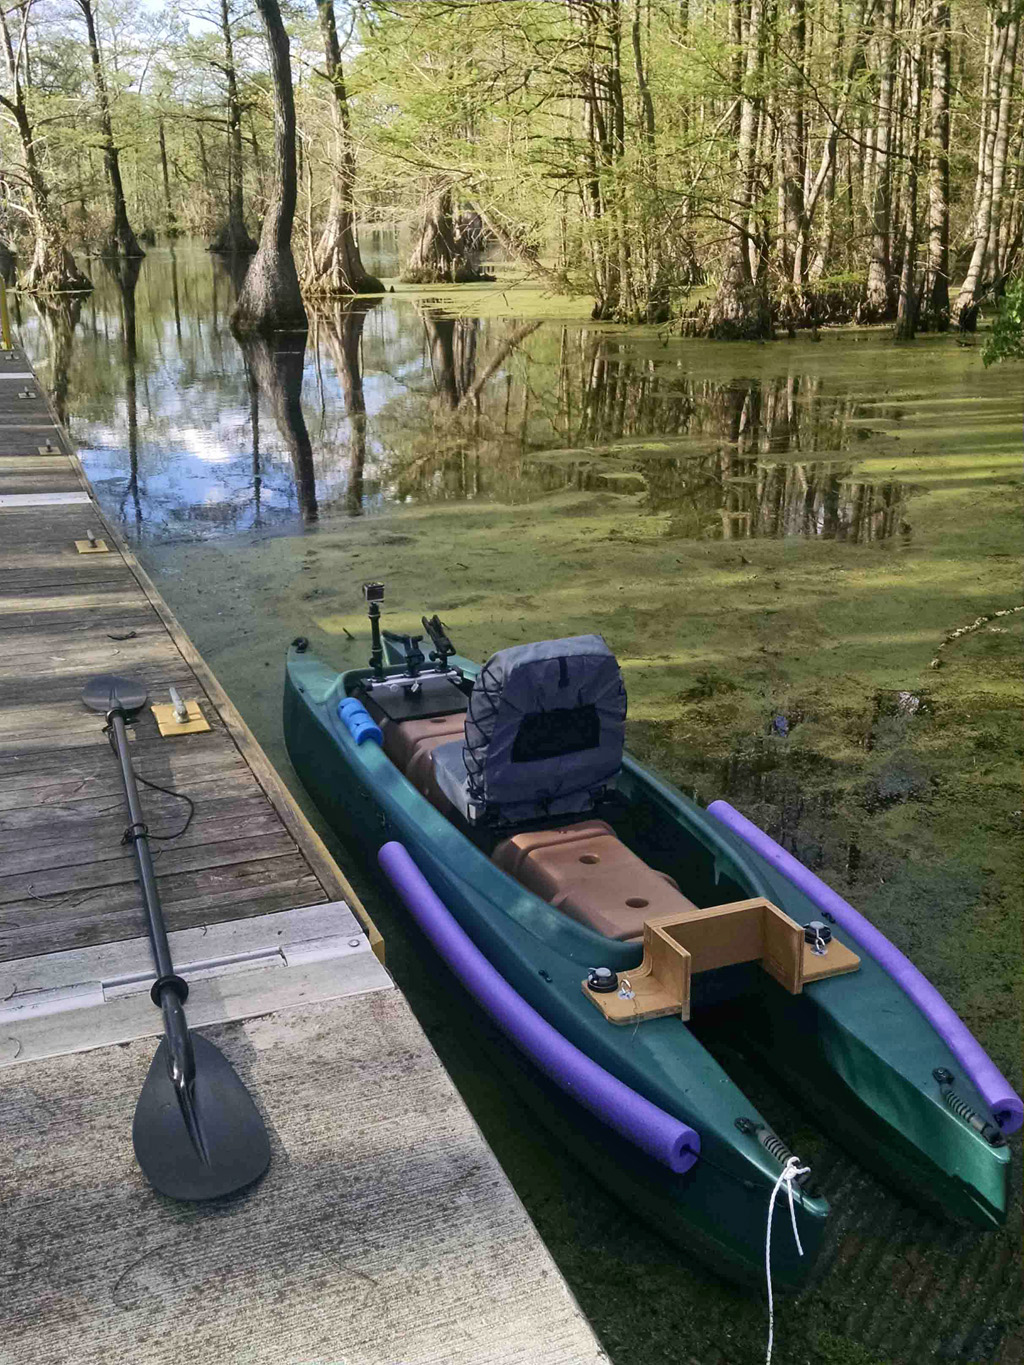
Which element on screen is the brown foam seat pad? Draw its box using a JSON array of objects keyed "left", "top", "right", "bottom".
[
  {"left": 492, "top": 821, "right": 697, "bottom": 940},
  {"left": 382, "top": 713, "right": 466, "bottom": 772}
]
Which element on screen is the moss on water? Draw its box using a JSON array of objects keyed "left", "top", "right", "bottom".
[
  {"left": 382, "top": 274, "right": 597, "bottom": 321},
  {"left": 143, "top": 324, "right": 1021, "bottom": 1364}
]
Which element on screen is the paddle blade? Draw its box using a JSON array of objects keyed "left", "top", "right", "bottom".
[{"left": 132, "top": 1033, "right": 271, "bottom": 1201}]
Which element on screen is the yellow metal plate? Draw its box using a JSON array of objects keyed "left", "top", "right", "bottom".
[
  {"left": 75, "top": 539, "right": 110, "bottom": 554},
  {"left": 150, "top": 701, "right": 211, "bottom": 736}
]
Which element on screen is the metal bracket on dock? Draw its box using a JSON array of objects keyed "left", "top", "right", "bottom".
[
  {"left": 16, "top": 388, "right": 38, "bottom": 400},
  {"left": 75, "top": 528, "right": 110, "bottom": 555},
  {"left": 38, "top": 440, "right": 60, "bottom": 454},
  {"left": 151, "top": 686, "right": 211, "bottom": 736}
]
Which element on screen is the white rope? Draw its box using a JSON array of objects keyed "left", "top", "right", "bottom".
[{"left": 764, "top": 1156, "right": 810, "bottom": 1365}]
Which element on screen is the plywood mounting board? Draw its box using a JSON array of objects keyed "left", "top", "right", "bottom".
[
  {"left": 802, "top": 935, "right": 861, "bottom": 981},
  {"left": 151, "top": 699, "right": 212, "bottom": 736},
  {"left": 583, "top": 897, "right": 855, "bottom": 1025}
]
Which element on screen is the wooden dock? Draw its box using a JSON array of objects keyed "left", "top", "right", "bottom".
[
  {"left": 0, "top": 343, "right": 606, "bottom": 1364},
  {"left": 0, "top": 343, "right": 377, "bottom": 964}
]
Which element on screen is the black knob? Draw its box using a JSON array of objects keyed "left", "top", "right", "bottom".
[
  {"left": 586, "top": 967, "right": 618, "bottom": 994},
  {"left": 804, "top": 920, "right": 832, "bottom": 946}
]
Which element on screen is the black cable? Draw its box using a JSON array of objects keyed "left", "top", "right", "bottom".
[
  {"left": 132, "top": 771, "right": 195, "bottom": 840},
  {"left": 104, "top": 725, "right": 195, "bottom": 842}
]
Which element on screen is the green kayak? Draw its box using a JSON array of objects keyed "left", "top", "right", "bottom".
[{"left": 283, "top": 602, "right": 1011, "bottom": 1292}]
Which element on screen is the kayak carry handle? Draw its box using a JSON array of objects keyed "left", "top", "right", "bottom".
[
  {"left": 707, "top": 799, "right": 1023, "bottom": 1134},
  {"left": 378, "top": 840, "right": 700, "bottom": 1174}
]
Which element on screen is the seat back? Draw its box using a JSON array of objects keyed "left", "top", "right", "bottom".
[{"left": 463, "top": 634, "right": 626, "bottom": 823}]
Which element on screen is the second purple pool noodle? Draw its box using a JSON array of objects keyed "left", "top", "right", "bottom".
[
  {"left": 378, "top": 840, "right": 700, "bottom": 1174},
  {"left": 708, "top": 799, "right": 1022, "bottom": 1134}
]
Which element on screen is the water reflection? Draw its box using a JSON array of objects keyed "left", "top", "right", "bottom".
[
  {"left": 236, "top": 330, "right": 319, "bottom": 525},
  {"left": 34, "top": 294, "right": 82, "bottom": 427},
  {"left": 109, "top": 256, "right": 143, "bottom": 532},
  {"left": 312, "top": 298, "right": 380, "bottom": 516},
  {"left": 18, "top": 242, "right": 910, "bottom": 545}
]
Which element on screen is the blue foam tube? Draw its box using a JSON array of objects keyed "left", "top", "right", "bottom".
[{"left": 338, "top": 696, "right": 383, "bottom": 746}]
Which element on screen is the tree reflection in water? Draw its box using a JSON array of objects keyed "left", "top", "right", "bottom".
[
  {"left": 34, "top": 293, "right": 83, "bottom": 428},
  {"left": 312, "top": 296, "right": 381, "bottom": 516},
  {"left": 108, "top": 256, "right": 143, "bottom": 533},
  {"left": 382, "top": 325, "right": 908, "bottom": 543},
  {"left": 235, "top": 329, "right": 318, "bottom": 525},
  {"left": 16, "top": 244, "right": 910, "bottom": 544}
]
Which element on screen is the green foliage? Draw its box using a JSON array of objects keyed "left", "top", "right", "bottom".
[
  {"left": 0, "top": 0, "right": 1019, "bottom": 329},
  {"left": 982, "top": 278, "right": 1024, "bottom": 365}
]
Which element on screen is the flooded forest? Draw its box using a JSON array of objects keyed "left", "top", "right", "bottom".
[{"left": 3, "top": 2, "right": 1022, "bottom": 1363}]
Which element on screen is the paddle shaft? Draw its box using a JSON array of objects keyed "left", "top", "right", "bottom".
[
  {"left": 108, "top": 710, "right": 176, "bottom": 980},
  {"left": 108, "top": 709, "right": 198, "bottom": 1132}
]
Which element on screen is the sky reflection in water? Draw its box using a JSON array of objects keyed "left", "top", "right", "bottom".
[{"left": 17, "top": 243, "right": 909, "bottom": 546}]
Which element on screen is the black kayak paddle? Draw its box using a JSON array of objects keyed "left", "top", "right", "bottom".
[{"left": 83, "top": 674, "right": 271, "bottom": 1200}]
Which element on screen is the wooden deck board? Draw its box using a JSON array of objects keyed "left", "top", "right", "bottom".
[{"left": 0, "top": 344, "right": 380, "bottom": 964}]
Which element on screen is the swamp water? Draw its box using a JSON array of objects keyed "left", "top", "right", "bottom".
[{"left": 20, "top": 244, "right": 1023, "bottom": 1364}]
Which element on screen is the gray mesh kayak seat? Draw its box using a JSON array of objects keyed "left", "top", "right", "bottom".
[{"left": 431, "top": 634, "right": 626, "bottom": 825}]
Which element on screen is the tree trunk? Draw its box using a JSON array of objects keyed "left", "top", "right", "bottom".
[
  {"left": 706, "top": 0, "right": 771, "bottom": 338},
  {"left": 210, "top": 0, "right": 257, "bottom": 253},
  {"left": 0, "top": 5, "right": 91, "bottom": 292},
  {"left": 402, "top": 185, "right": 480, "bottom": 283},
  {"left": 233, "top": 0, "right": 307, "bottom": 334},
  {"left": 780, "top": 0, "right": 807, "bottom": 287},
  {"left": 863, "top": 0, "right": 897, "bottom": 319},
  {"left": 954, "top": 2, "right": 1018, "bottom": 328},
  {"left": 304, "top": 0, "right": 382, "bottom": 294},
  {"left": 982, "top": 11, "right": 1019, "bottom": 294},
  {"left": 808, "top": 0, "right": 874, "bottom": 282},
  {"left": 921, "top": 0, "right": 951, "bottom": 329},
  {"left": 158, "top": 120, "right": 176, "bottom": 237},
  {"left": 895, "top": 3, "right": 923, "bottom": 339},
  {"left": 75, "top": 0, "right": 144, "bottom": 258}
]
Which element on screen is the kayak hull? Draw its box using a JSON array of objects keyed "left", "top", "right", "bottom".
[{"left": 283, "top": 643, "right": 1009, "bottom": 1287}]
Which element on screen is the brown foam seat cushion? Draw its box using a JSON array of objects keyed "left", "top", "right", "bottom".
[
  {"left": 381, "top": 714, "right": 467, "bottom": 771},
  {"left": 491, "top": 820, "right": 698, "bottom": 940},
  {"left": 381, "top": 714, "right": 465, "bottom": 815}
]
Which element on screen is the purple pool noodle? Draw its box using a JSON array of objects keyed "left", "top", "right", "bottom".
[
  {"left": 708, "top": 800, "right": 1023, "bottom": 1134},
  {"left": 378, "top": 841, "right": 700, "bottom": 1173}
]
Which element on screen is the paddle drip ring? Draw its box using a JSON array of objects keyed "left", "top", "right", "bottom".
[{"left": 150, "top": 973, "right": 189, "bottom": 1006}]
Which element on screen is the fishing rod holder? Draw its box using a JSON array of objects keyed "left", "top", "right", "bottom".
[
  {"left": 422, "top": 614, "right": 455, "bottom": 671},
  {"left": 357, "top": 586, "right": 468, "bottom": 717}
]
